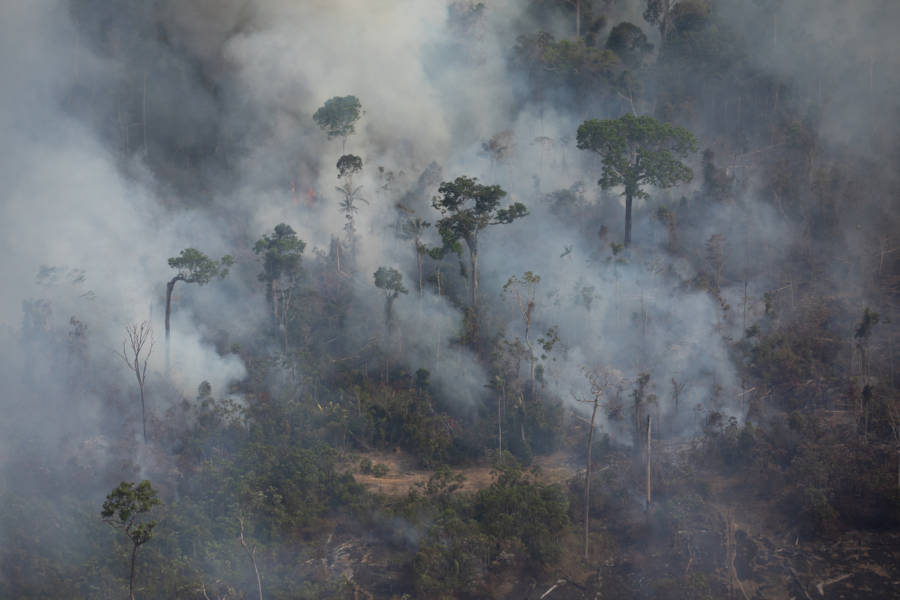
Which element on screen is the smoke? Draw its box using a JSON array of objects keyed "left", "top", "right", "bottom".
[{"left": 2, "top": 3, "right": 898, "bottom": 593}]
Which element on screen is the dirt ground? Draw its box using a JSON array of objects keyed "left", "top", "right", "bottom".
[{"left": 346, "top": 449, "right": 581, "bottom": 496}]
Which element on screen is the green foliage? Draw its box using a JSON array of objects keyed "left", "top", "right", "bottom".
[
  {"left": 336, "top": 153, "right": 363, "bottom": 179},
  {"left": 578, "top": 113, "right": 696, "bottom": 245},
  {"left": 432, "top": 175, "right": 527, "bottom": 306},
  {"left": 514, "top": 33, "right": 621, "bottom": 90},
  {"left": 413, "top": 511, "right": 491, "bottom": 598},
  {"left": 253, "top": 223, "right": 306, "bottom": 284},
  {"left": 312, "top": 95, "right": 362, "bottom": 140},
  {"left": 344, "top": 382, "right": 453, "bottom": 466},
  {"left": 373, "top": 266, "right": 408, "bottom": 298},
  {"left": 432, "top": 176, "right": 523, "bottom": 233},
  {"left": 606, "top": 22, "right": 653, "bottom": 68},
  {"left": 576, "top": 114, "right": 698, "bottom": 196},
  {"left": 101, "top": 480, "right": 161, "bottom": 547},
  {"left": 474, "top": 463, "right": 569, "bottom": 568},
  {"left": 167, "top": 248, "right": 233, "bottom": 285}
]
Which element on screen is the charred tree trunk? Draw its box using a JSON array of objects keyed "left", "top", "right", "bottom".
[
  {"left": 646, "top": 415, "right": 652, "bottom": 509},
  {"left": 164, "top": 275, "right": 183, "bottom": 374},
  {"left": 469, "top": 240, "right": 479, "bottom": 307},
  {"left": 130, "top": 543, "right": 138, "bottom": 600},
  {"left": 584, "top": 397, "right": 599, "bottom": 559},
  {"left": 624, "top": 186, "right": 634, "bottom": 247}
]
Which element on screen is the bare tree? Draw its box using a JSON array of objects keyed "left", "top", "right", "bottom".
[
  {"left": 239, "top": 515, "right": 263, "bottom": 600},
  {"left": 120, "top": 321, "right": 153, "bottom": 443},
  {"left": 575, "top": 368, "right": 617, "bottom": 559},
  {"left": 503, "top": 271, "right": 540, "bottom": 395}
]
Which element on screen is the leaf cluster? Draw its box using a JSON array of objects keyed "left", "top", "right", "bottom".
[
  {"left": 432, "top": 176, "right": 527, "bottom": 249},
  {"left": 167, "top": 248, "right": 233, "bottom": 285},
  {"left": 100, "top": 480, "right": 161, "bottom": 546},
  {"left": 313, "top": 95, "right": 362, "bottom": 140},
  {"left": 577, "top": 114, "right": 698, "bottom": 197},
  {"left": 253, "top": 223, "right": 306, "bottom": 283}
]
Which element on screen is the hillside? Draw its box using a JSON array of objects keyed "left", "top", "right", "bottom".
[{"left": 1, "top": 1, "right": 899, "bottom": 598}]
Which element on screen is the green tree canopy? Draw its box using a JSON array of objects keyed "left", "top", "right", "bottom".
[
  {"left": 101, "top": 480, "right": 161, "bottom": 600},
  {"left": 165, "top": 248, "right": 233, "bottom": 344},
  {"left": 313, "top": 95, "right": 362, "bottom": 149},
  {"left": 253, "top": 223, "right": 306, "bottom": 318},
  {"left": 576, "top": 114, "right": 697, "bottom": 246},
  {"left": 606, "top": 22, "right": 654, "bottom": 69},
  {"left": 374, "top": 266, "right": 408, "bottom": 328},
  {"left": 432, "top": 176, "right": 528, "bottom": 307}
]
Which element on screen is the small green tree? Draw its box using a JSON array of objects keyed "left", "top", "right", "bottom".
[
  {"left": 313, "top": 95, "right": 362, "bottom": 152},
  {"left": 165, "top": 248, "right": 233, "bottom": 360},
  {"left": 432, "top": 176, "right": 528, "bottom": 307},
  {"left": 399, "top": 217, "right": 431, "bottom": 297},
  {"left": 253, "top": 224, "right": 305, "bottom": 319},
  {"left": 577, "top": 114, "right": 697, "bottom": 246},
  {"left": 101, "top": 481, "right": 161, "bottom": 600},
  {"left": 374, "top": 266, "right": 408, "bottom": 329}
]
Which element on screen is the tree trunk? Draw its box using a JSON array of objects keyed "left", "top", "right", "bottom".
[
  {"left": 139, "top": 382, "right": 147, "bottom": 443},
  {"left": 498, "top": 389, "right": 503, "bottom": 460},
  {"left": 584, "top": 398, "right": 598, "bottom": 559},
  {"left": 415, "top": 242, "right": 424, "bottom": 297},
  {"left": 575, "top": 0, "right": 581, "bottom": 38},
  {"left": 240, "top": 518, "right": 263, "bottom": 600},
  {"left": 130, "top": 543, "right": 138, "bottom": 600},
  {"left": 470, "top": 242, "right": 479, "bottom": 307},
  {"left": 271, "top": 279, "right": 278, "bottom": 319},
  {"left": 646, "top": 415, "right": 652, "bottom": 509},
  {"left": 165, "top": 276, "right": 182, "bottom": 374},
  {"left": 624, "top": 187, "right": 634, "bottom": 247}
]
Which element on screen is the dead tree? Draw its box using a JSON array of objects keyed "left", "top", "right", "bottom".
[
  {"left": 576, "top": 368, "right": 616, "bottom": 560},
  {"left": 239, "top": 515, "right": 263, "bottom": 600},
  {"left": 120, "top": 321, "right": 153, "bottom": 442}
]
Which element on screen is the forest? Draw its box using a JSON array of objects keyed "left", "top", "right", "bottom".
[{"left": 1, "top": 1, "right": 899, "bottom": 598}]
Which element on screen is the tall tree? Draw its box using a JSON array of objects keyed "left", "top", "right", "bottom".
[
  {"left": 577, "top": 114, "right": 697, "bottom": 246},
  {"left": 606, "top": 22, "right": 653, "bottom": 69},
  {"left": 502, "top": 271, "right": 541, "bottom": 395},
  {"left": 374, "top": 266, "right": 408, "bottom": 330},
  {"left": 120, "top": 321, "right": 153, "bottom": 443},
  {"left": 101, "top": 480, "right": 161, "bottom": 600},
  {"left": 399, "top": 216, "right": 431, "bottom": 297},
  {"left": 313, "top": 95, "right": 362, "bottom": 153},
  {"left": 335, "top": 154, "right": 367, "bottom": 263},
  {"left": 165, "top": 248, "right": 233, "bottom": 366},
  {"left": 253, "top": 224, "right": 306, "bottom": 320},
  {"left": 432, "top": 176, "right": 528, "bottom": 307}
]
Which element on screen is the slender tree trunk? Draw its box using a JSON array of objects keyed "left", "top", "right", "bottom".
[
  {"left": 470, "top": 242, "right": 479, "bottom": 307},
  {"left": 130, "top": 543, "right": 138, "bottom": 600},
  {"left": 415, "top": 242, "right": 424, "bottom": 297},
  {"left": 240, "top": 517, "right": 263, "bottom": 600},
  {"left": 646, "top": 415, "right": 652, "bottom": 509},
  {"left": 498, "top": 388, "right": 503, "bottom": 460},
  {"left": 584, "top": 398, "right": 598, "bottom": 559},
  {"left": 139, "top": 382, "right": 147, "bottom": 443},
  {"left": 142, "top": 71, "right": 148, "bottom": 157},
  {"left": 271, "top": 279, "right": 278, "bottom": 319},
  {"left": 624, "top": 187, "right": 634, "bottom": 247},
  {"left": 165, "top": 276, "right": 180, "bottom": 375},
  {"left": 575, "top": 0, "right": 581, "bottom": 38}
]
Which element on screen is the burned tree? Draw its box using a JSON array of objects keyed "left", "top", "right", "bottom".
[{"left": 120, "top": 321, "right": 153, "bottom": 442}]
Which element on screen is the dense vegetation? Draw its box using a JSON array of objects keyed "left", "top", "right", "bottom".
[{"left": 2, "top": 0, "right": 899, "bottom": 598}]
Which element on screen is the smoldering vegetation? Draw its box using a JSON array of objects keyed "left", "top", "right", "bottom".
[{"left": 1, "top": 0, "right": 899, "bottom": 598}]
